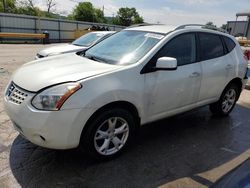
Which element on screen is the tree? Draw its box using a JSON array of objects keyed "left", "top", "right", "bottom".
[
  {"left": 72, "top": 2, "right": 96, "bottom": 22},
  {"left": 27, "top": 0, "right": 34, "bottom": 8},
  {"left": 221, "top": 24, "right": 227, "bottom": 30},
  {"left": 94, "top": 8, "right": 106, "bottom": 23},
  {"left": 205, "top": 21, "right": 217, "bottom": 27},
  {"left": 18, "top": 0, "right": 35, "bottom": 8},
  {"left": 72, "top": 2, "right": 106, "bottom": 23},
  {"left": 15, "top": 0, "right": 43, "bottom": 16},
  {"left": 0, "top": 0, "right": 17, "bottom": 13},
  {"left": 113, "top": 7, "right": 144, "bottom": 26},
  {"left": 17, "top": 6, "right": 41, "bottom": 16},
  {"left": 46, "top": 0, "right": 56, "bottom": 14}
]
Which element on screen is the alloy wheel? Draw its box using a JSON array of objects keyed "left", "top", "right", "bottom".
[
  {"left": 94, "top": 117, "right": 129, "bottom": 156},
  {"left": 222, "top": 89, "right": 236, "bottom": 113}
]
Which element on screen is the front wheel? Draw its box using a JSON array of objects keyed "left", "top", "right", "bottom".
[
  {"left": 210, "top": 84, "right": 240, "bottom": 116},
  {"left": 80, "top": 108, "right": 135, "bottom": 160}
]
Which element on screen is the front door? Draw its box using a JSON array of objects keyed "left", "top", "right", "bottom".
[{"left": 143, "top": 33, "right": 202, "bottom": 122}]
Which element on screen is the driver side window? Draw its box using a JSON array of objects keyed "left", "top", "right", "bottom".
[{"left": 153, "top": 33, "right": 196, "bottom": 66}]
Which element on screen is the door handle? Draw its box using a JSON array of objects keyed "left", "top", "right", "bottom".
[
  {"left": 189, "top": 72, "right": 200, "bottom": 78},
  {"left": 225, "top": 64, "right": 233, "bottom": 70}
]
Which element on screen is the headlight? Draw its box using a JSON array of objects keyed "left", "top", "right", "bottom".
[{"left": 32, "top": 83, "right": 81, "bottom": 111}]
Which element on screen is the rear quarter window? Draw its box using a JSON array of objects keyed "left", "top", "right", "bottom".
[
  {"left": 199, "top": 33, "right": 224, "bottom": 61},
  {"left": 223, "top": 36, "right": 236, "bottom": 53}
]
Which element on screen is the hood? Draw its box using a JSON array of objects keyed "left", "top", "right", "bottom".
[
  {"left": 38, "top": 44, "right": 87, "bottom": 56},
  {"left": 13, "top": 53, "right": 120, "bottom": 92}
]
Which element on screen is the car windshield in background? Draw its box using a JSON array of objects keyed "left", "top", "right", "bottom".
[
  {"left": 84, "top": 30, "right": 165, "bottom": 65},
  {"left": 72, "top": 32, "right": 105, "bottom": 47}
]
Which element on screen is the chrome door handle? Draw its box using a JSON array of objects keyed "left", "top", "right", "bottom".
[{"left": 189, "top": 72, "right": 200, "bottom": 78}]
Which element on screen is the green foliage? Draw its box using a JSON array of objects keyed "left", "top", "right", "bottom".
[
  {"left": 72, "top": 2, "right": 106, "bottom": 23},
  {"left": 73, "top": 2, "right": 94, "bottom": 22},
  {"left": 0, "top": 2, "right": 3, "bottom": 11},
  {"left": 0, "top": 0, "right": 18, "bottom": 13},
  {"left": 16, "top": 6, "right": 41, "bottom": 16},
  {"left": 67, "top": 13, "right": 74, "bottom": 20},
  {"left": 113, "top": 7, "right": 144, "bottom": 26},
  {"left": 221, "top": 24, "right": 227, "bottom": 30},
  {"left": 94, "top": 8, "right": 106, "bottom": 23},
  {"left": 205, "top": 21, "right": 217, "bottom": 27},
  {"left": 0, "top": 0, "right": 143, "bottom": 26}
]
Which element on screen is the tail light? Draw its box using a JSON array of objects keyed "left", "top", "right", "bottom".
[{"left": 244, "top": 50, "right": 250, "bottom": 61}]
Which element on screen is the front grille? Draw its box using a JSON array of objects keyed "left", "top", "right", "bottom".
[{"left": 6, "top": 83, "right": 28, "bottom": 105}]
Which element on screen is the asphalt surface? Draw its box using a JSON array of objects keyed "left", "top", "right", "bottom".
[
  {"left": 213, "top": 159, "right": 250, "bottom": 188},
  {"left": 0, "top": 44, "right": 250, "bottom": 188}
]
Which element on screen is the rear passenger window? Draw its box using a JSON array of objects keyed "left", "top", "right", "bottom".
[
  {"left": 223, "top": 36, "right": 236, "bottom": 53},
  {"left": 153, "top": 33, "right": 196, "bottom": 66},
  {"left": 199, "top": 33, "right": 224, "bottom": 61}
]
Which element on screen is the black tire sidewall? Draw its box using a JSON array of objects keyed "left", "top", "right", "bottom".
[{"left": 80, "top": 108, "right": 135, "bottom": 160}]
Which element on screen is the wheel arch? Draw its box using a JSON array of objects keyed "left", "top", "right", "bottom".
[
  {"left": 224, "top": 77, "right": 243, "bottom": 99},
  {"left": 81, "top": 101, "right": 141, "bottom": 137}
]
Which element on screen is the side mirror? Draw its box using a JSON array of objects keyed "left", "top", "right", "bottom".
[{"left": 155, "top": 57, "right": 177, "bottom": 71}]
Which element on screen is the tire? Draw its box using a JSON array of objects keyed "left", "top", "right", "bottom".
[
  {"left": 79, "top": 108, "right": 135, "bottom": 160},
  {"left": 209, "top": 83, "right": 240, "bottom": 116}
]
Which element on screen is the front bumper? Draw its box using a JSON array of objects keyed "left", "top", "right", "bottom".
[{"left": 4, "top": 90, "right": 95, "bottom": 149}]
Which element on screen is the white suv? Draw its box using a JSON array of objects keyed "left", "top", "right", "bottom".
[{"left": 4, "top": 24, "right": 248, "bottom": 160}]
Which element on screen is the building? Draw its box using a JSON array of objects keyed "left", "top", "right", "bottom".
[{"left": 227, "top": 12, "right": 250, "bottom": 39}]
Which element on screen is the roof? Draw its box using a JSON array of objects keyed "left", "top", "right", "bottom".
[
  {"left": 125, "top": 25, "right": 177, "bottom": 34},
  {"left": 124, "top": 24, "right": 228, "bottom": 35},
  {"left": 91, "top": 31, "right": 116, "bottom": 34}
]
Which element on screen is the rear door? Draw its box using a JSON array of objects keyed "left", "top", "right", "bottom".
[{"left": 198, "top": 32, "right": 229, "bottom": 102}]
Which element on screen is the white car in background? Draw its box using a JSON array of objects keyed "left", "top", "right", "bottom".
[
  {"left": 4, "top": 24, "right": 248, "bottom": 160},
  {"left": 36, "top": 31, "right": 115, "bottom": 59}
]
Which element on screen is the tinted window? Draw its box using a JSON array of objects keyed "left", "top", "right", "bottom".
[
  {"left": 199, "top": 33, "right": 224, "bottom": 61},
  {"left": 152, "top": 33, "right": 196, "bottom": 66},
  {"left": 223, "top": 36, "right": 236, "bottom": 52}
]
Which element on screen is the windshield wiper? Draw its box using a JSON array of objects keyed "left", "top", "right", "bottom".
[
  {"left": 85, "top": 55, "right": 108, "bottom": 63},
  {"left": 73, "top": 44, "right": 83, "bottom": 46}
]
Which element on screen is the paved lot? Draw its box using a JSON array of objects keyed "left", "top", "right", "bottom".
[{"left": 0, "top": 44, "right": 250, "bottom": 188}]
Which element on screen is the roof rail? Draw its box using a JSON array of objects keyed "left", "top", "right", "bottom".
[
  {"left": 175, "top": 24, "right": 228, "bottom": 33},
  {"left": 127, "top": 23, "right": 161, "bottom": 28}
]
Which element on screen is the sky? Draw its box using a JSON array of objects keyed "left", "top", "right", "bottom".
[{"left": 37, "top": 0, "right": 250, "bottom": 27}]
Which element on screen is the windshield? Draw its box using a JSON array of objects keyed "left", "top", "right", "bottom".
[
  {"left": 84, "top": 30, "right": 165, "bottom": 65},
  {"left": 72, "top": 32, "right": 106, "bottom": 47}
]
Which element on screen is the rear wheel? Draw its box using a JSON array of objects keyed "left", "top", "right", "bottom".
[
  {"left": 80, "top": 108, "right": 135, "bottom": 160},
  {"left": 210, "top": 84, "right": 240, "bottom": 116}
]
